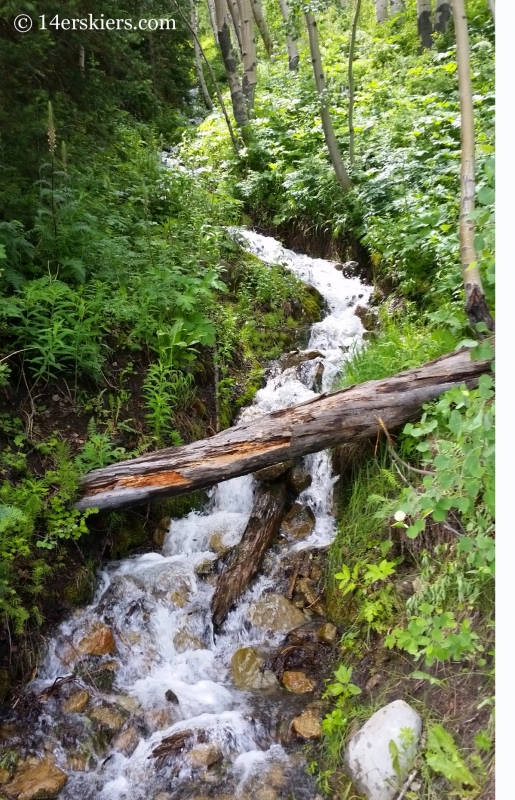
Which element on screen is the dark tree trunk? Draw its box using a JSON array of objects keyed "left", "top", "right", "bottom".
[
  {"left": 434, "top": 1, "right": 451, "bottom": 32},
  {"left": 211, "top": 481, "right": 288, "bottom": 629},
  {"left": 417, "top": 0, "right": 433, "bottom": 48},
  {"left": 74, "top": 346, "right": 493, "bottom": 513}
]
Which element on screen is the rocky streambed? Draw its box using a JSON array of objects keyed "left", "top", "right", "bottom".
[{"left": 0, "top": 231, "right": 374, "bottom": 800}]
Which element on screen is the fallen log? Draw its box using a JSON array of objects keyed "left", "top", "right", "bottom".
[
  {"left": 74, "top": 347, "right": 492, "bottom": 512},
  {"left": 211, "top": 481, "right": 288, "bottom": 630}
]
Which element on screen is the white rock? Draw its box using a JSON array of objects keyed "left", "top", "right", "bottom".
[{"left": 344, "top": 699, "right": 422, "bottom": 800}]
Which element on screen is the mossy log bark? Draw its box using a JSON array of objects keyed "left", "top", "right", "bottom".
[
  {"left": 74, "top": 346, "right": 493, "bottom": 512},
  {"left": 211, "top": 481, "right": 287, "bottom": 629}
]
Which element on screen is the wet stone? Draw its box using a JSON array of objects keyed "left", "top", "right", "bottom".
[
  {"left": 112, "top": 726, "right": 140, "bottom": 757},
  {"left": 253, "top": 460, "right": 293, "bottom": 481},
  {"left": 185, "top": 743, "right": 223, "bottom": 770},
  {"left": 144, "top": 708, "right": 177, "bottom": 734},
  {"left": 89, "top": 706, "right": 127, "bottom": 733},
  {"left": 173, "top": 631, "right": 207, "bottom": 653},
  {"left": 231, "top": 647, "right": 279, "bottom": 690},
  {"left": 281, "top": 671, "right": 316, "bottom": 694},
  {"left": 280, "top": 503, "right": 316, "bottom": 540},
  {"left": 340, "top": 260, "right": 360, "bottom": 276},
  {"left": 4, "top": 756, "right": 68, "bottom": 800},
  {"left": 209, "top": 530, "right": 233, "bottom": 557},
  {"left": 78, "top": 622, "right": 117, "bottom": 657},
  {"left": 194, "top": 556, "right": 216, "bottom": 576},
  {"left": 248, "top": 594, "right": 306, "bottom": 632},
  {"left": 169, "top": 584, "right": 191, "bottom": 608},
  {"left": 66, "top": 751, "right": 92, "bottom": 772},
  {"left": 255, "top": 790, "right": 280, "bottom": 800},
  {"left": 62, "top": 689, "right": 90, "bottom": 714},
  {"left": 0, "top": 768, "right": 11, "bottom": 785},
  {"left": 76, "top": 658, "right": 118, "bottom": 691},
  {"left": 165, "top": 689, "right": 179, "bottom": 704},
  {"left": 312, "top": 362, "right": 324, "bottom": 392},
  {"left": 317, "top": 622, "right": 338, "bottom": 645},
  {"left": 295, "top": 577, "right": 325, "bottom": 615},
  {"left": 280, "top": 350, "right": 324, "bottom": 369},
  {"left": 354, "top": 304, "right": 379, "bottom": 331},
  {"left": 286, "top": 466, "right": 312, "bottom": 495},
  {"left": 292, "top": 709, "right": 322, "bottom": 740},
  {"left": 153, "top": 517, "right": 170, "bottom": 548}
]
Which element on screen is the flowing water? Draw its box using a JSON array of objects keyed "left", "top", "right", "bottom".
[{"left": 13, "top": 231, "right": 371, "bottom": 799}]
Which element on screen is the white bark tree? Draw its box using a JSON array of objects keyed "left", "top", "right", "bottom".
[
  {"left": 417, "top": 0, "right": 433, "bottom": 48},
  {"left": 206, "top": 0, "right": 219, "bottom": 41},
  {"left": 190, "top": 0, "right": 213, "bottom": 110},
  {"left": 348, "top": 0, "right": 362, "bottom": 167},
  {"left": 488, "top": 0, "right": 495, "bottom": 24},
  {"left": 250, "top": 0, "right": 274, "bottom": 56},
  {"left": 278, "top": 0, "right": 299, "bottom": 70},
  {"left": 390, "top": 0, "right": 405, "bottom": 13},
  {"left": 226, "top": 0, "right": 244, "bottom": 56},
  {"left": 452, "top": 0, "right": 494, "bottom": 329},
  {"left": 237, "top": 0, "right": 258, "bottom": 111},
  {"left": 304, "top": 11, "right": 352, "bottom": 192},
  {"left": 172, "top": 0, "right": 240, "bottom": 152},
  {"left": 434, "top": 1, "right": 451, "bottom": 32},
  {"left": 213, "top": 0, "right": 249, "bottom": 129},
  {"left": 376, "top": 0, "right": 389, "bottom": 23}
]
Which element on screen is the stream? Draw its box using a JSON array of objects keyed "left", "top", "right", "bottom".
[{"left": 10, "top": 231, "right": 372, "bottom": 799}]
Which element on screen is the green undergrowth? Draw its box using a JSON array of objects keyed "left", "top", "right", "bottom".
[
  {"left": 339, "top": 308, "right": 462, "bottom": 386},
  {"left": 314, "top": 325, "right": 495, "bottom": 799}
]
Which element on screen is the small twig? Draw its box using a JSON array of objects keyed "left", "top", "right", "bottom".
[
  {"left": 442, "top": 521, "right": 464, "bottom": 538},
  {"left": 0, "top": 347, "right": 38, "bottom": 364},
  {"left": 213, "top": 344, "right": 221, "bottom": 434},
  {"left": 377, "top": 417, "right": 434, "bottom": 476},
  {"left": 395, "top": 768, "right": 417, "bottom": 800},
  {"left": 62, "top": 636, "right": 100, "bottom": 693}
]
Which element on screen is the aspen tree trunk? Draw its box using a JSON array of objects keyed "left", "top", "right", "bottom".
[
  {"left": 278, "top": 0, "right": 299, "bottom": 70},
  {"left": 237, "top": 0, "right": 258, "bottom": 110},
  {"left": 305, "top": 11, "right": 352, "bottom": 193},
  {"left": 376, "top": 0, "right": 389, "bottom": 23},
  {"left": 452, "top": 0, "right": 495, "bottom": 330},
  {"left": 390, "top": 0, "right": 404, "bottom": 13},
  {"left": 348, "top": 0, "right": 362, "bottom": 168},
  {"left": 206, "top": 0, "right": 219, "bottom": 40},
  {"left": 213, "top": 0, "right": 249, "bottom": 128},
  {"left": 434, "top": 1, "right": 451, "bottom": 32},
  {"left": 226, "top": 0, "right": 244, "bottom": 56},
  {"left": 79, "top": 46, "right": 85, "bottom": 75},
  {"left": 417, "top": 0, "right": 433, "bottom": 48},
  {"left": 172, "top": 0, "right": 240, "bottom": 153},
  {"left": 488, "top": 0, "right": 495, "bottom": 24},
  {"left": 190, "top": 0, "right": 214, "bottom": 110},
  {"left": 250, "top": 0, "right": 274, "bottom": 55}
]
